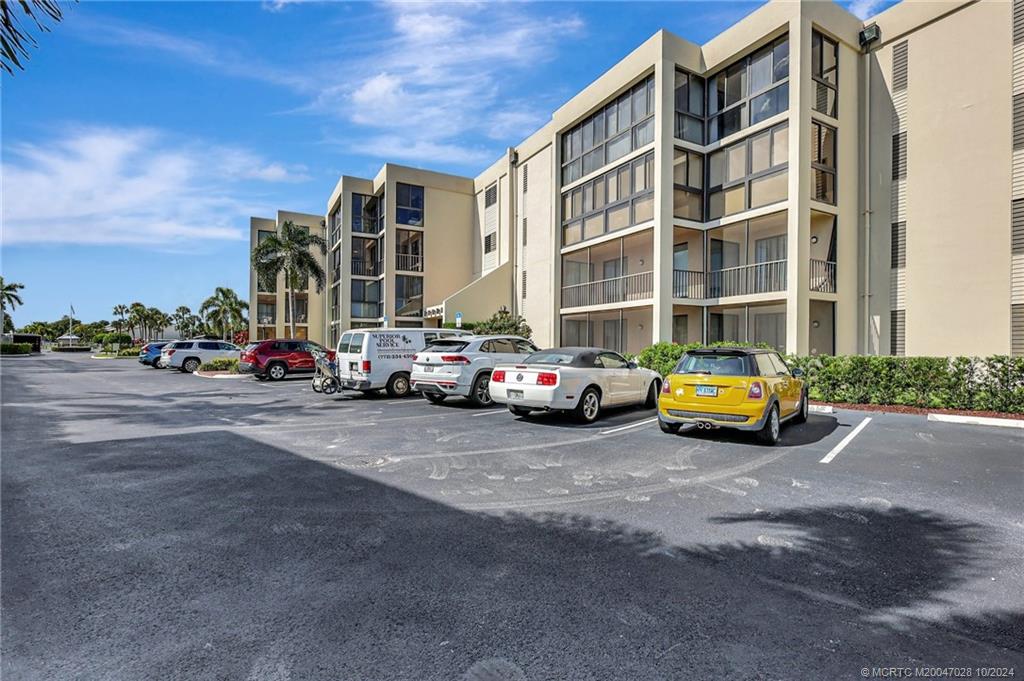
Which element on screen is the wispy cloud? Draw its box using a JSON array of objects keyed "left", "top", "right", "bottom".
[
  {"left": 845, "top": 0, "right": 889, "bottom": 20},
  {"left": 2, "top": 126, "right": 308, "bottom": 246}
]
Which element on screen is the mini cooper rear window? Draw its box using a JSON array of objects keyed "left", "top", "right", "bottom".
[{"left": 674, "top": 353, "right": 750, "bottom": 376}]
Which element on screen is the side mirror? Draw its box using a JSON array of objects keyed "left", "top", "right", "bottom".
[
  {"left": 791, "top": 368, "right": 805, "bottom": 378},
  {"left": 627, "top": 361, "right": 638, "bottom": 370}
]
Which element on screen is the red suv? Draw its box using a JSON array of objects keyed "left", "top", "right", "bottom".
[{"left": 239, "top": 339, "right": 334, "bottom": 381}]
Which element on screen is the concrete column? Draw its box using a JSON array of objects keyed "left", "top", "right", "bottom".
[
  {"left": 653, "top": 56, "right": 676, "bottom": 345},
  {"left": 786, "top": 15, "right": 812, "bottom": 355}
]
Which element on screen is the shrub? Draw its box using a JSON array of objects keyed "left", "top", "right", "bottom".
[
  {"left": 637, "top": 341, "right": 770, "bottom": 377},
  {"left": 199, "top": 357, "right": 239, "bottom": 373},
  {"left": 442, "top": 321, "right": 477, "bottom": 331},
  {"left": 471, "top": 310, "right": 533, "bottom": 338},
  {"left": 118, "top": 347, "right": 139, "bottom": 357},
  {"left": 0, "top": 342, "right": 32, "bottom": 355}
]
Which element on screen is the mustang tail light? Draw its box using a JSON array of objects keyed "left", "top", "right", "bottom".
[
  {"left": 361, "top": 360, "right": 371, "bottom": 373},
  {"left": 748, "top": 382, "right": 764, "bottom": 400},
  {"left": 441, "top": 355, "right": 471, "bottom": 364},
  {"left": 536, "top": 372, "right": 557, "bottom": 386},
  {"left": 491, "top": 370, "right": 505, "bottom": 383}
]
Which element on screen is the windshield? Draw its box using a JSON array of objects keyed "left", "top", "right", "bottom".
[
  {"left": 422, "top": 340, "right": 469, "bottom": 353},
  {"left": 524, "top": 351, "right": 574, "bottom": 365},
  {"left": 674, "top": 353, "right": 750, "bottom": 376}
]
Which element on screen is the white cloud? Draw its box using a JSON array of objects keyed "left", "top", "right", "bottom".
[
  {"left": 1, "top": 127, "right": 308, "bottom": 246},
  {"left": 846, "top": 0, "right": 886, "bottom": 20},
  {"left": 347, "top": 135, "right": 493, "bottom": 166}
]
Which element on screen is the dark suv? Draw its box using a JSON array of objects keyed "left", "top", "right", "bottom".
[{"left": 239, "top": 339, "right": 334, "bottom": 381}]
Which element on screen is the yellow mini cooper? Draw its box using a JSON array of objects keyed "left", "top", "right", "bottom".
[{"left": 657, "top": 347, "right": 807, "bottom": 445}]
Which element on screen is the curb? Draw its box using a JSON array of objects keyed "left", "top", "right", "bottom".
[
  {"left": 193, "top": 371, "right": 249, "bottom": 380},
  {"left": 90, "top": 355, "right": 137, "bottom": 360},
  {"left": 927, "top": 413, "right": 1024, "bottom": 429},
  {"left": 809, "top": 405, "right": 835, "bottom": 414}
]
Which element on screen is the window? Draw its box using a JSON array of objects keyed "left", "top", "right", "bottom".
[
  {"left": 488, "top": 338, "right": 517, "bottom": 353},
  {"left": 284, "top": 296, "right": 308, "bottom": 323},
  {"left": 521, "top": 269, "right": 527, "bottom": 299},
  {"left": 328, "top": 204, "right": 341, "bottom": 244},
  {"left": 484, "top": 233, "right": 496, "bottom": 253},
  {"left": 812, "top": 120, "right": 836, "bottom": 204},
  {"left": 351, "top": 193, "right": 375, "bottom": 234},
  {"left": 394, "top": 275, "right": 423, "bottom": 317},
  {"left": 561, "top": 75, "right": 655, "bottom": 185},
  {"left": 673, "top": 148, "right": 703, "bottom": 220},
  {"left": 674, "top": 70, "right": 705, "bottom": 143},
  {"left": 199, "top": 342, "right": 220, "bottom": 350},
  {"left": 522, "top": 164, "right": 528, "bottom": 193},
  {"left": 395, "top": 229, "right": 423, "bottom": 271},
  {"left": 351, "top": 280, "right": 380, "bottom": 319},
  {"left": 485, "top": 184, "right": 498, "bottom": 207},
  {"left": 561, "top": 151, "right": 655, "bottom": 246},
  {"left": 396, "top": 183, "right": 424, "bottom": 226},
  {"left": 352, "top": 236, "right": 379, "bottom": 276},
  {"left": 257, "top": 302, "right": 276, "bottom": 325},
  {"left": 811, "top": 30, "right": 838, "bottom": 117},
  {"left": 892, "top": 131, "right": 907, "bottom": 181},
  {"left": 707, "top": 122, "right": 789, "bottom": 219},
  {"left": 708, "top": 36, "right": 789, "bottom": 143},
  {"left": 330, "top": 285, "right": 339, "bottom": 321},
  {"left": 515, "top": 339, "right": 537, "bottom": 354},
  {"left": 522, "top": 217, "right": 527, "bottom": 247}
]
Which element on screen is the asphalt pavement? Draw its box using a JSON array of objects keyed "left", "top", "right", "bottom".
[{"left": 2, "top": 353, "right": 1022, "bottom": 680}]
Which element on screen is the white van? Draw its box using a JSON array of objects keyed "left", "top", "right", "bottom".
[{"left": 334, "top": 328, "right": 472, "bottom": 397}]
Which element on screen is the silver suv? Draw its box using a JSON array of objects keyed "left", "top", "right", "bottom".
[{"left": 410, "top": 335, "right": 537, "bottom": 406}]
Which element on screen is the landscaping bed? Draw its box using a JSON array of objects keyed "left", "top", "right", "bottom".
[{"left": 810, "top": 401, "right": 1024, "bottom": 421}]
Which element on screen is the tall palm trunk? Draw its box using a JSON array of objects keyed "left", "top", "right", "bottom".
[
  {"left": 287, "top": 268, "right": 296, "bottom": 340},
  {"left": 222, "top": 311, "right": 228, "bottom": 341}
]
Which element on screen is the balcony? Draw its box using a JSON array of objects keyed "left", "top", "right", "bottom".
[
  {"left": 707, "top": 260, "right": 787, "bottom": 298},
  {"left": 561, "top": 271, "right": 653, "bottom": 309},
  {"left": 257, "top": 315, "right": 276, "bottom": 325},
  {"left": 810, "top": 259, "right": 837, "bottom": 293},
  {"left": 351, "top": 260, "right": 378, "bottom": 277},
  {"left": 396, "top": 253, "right": 423, "bottom": 272},
  {"left": 672, "top": 270, "right": 705, "bottom": 299}
]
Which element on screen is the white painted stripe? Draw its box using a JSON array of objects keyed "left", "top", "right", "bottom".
[
  {"left": 927, "top": 413, "right": 1024, "bottom": 429},
  {"left": 819, "top": 417, "right": 872, "bottom": 464},
  {"left": 809, "top": 405, "right": 834, "bottom": 415},
  {"left": 600, "top": 417, "right": 658, "bottom": 435},
  {"left": 473, "top": 408, "right": 508, "bottom": 417}
]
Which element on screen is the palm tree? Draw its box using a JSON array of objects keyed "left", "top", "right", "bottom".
[
  {"left": 147, "top": 308, "right": 170, "bottom": 339},
  {"left": 200, "top": 287, "right": 248, "bottom": 341},
  {"left": 172, "top": 306, "right": 192, "bottom": 339},
  {"left": 251, "top": 221, "right": 327, "bottom": 339},
  {"left": 1, "top": 277, "right": 25, "bottom": 330},
  {"left": 1, "top": 0, "right": 66, "bottom": 75},
  {"left": 112, "top": 304, "right": 129, "bottom": 336},
  {"left": 128, "top": 302, "right": 146, "bottom": 340}
]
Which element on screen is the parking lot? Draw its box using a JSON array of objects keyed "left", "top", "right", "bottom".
[{"left": 3, "top": 353, "right": 1023, "bottom": 679}]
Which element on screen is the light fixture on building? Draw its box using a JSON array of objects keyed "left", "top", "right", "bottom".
[
  {"left": 813, "top": 321, "right": 821, "bottom": 329},
  {"left": 811, "top": 236, "right": 819, "bottom": 244}
]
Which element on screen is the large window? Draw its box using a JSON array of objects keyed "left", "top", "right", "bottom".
[
  {"left": 811, "top": 30, "right": 838, "bottom": 118},
  {"left": 561, "top": 151, "right": 654, "bottom": 247},
  {"left": 673, "top": 148, "right": 704, "bottom": 221},
  {"left": 331, "top": 248, "right": 341, "bottom": 282},
  {"left": 330, "top": 284, "right": 339, "bottom": 322},
  {"left": 708, "top": 122, "right": 789, "bottom": 219},
  {"left": 560, "top": 307, "right": 652, "bottom": 355},
  {"left": 284, "top": 296, "right": 308, "bottom": 324},
  {"left": 395, "top": 229, "right": 423, "bottom": 272},
  {"left": 560, "top": 231, "right": 653, "bottom": 308},
  {"left": 257, "top": 302, "right": 276, "bottom": 325},
  {"left": 674, "top": 70, "right": 705, "bottom": 143},
  {"left": 352, "top": 236, "right": 379, "bottom": 277},
  {"left": 351, "top": 280, "right": 380, "bottom": 319},
  {"left": 811, "top": 120, "right": 836, "bottom": 204},
  {"left": 561, "top": 75, "right": 655, "bottom": 185},
  {"left": 708, "top": 36, "right": 789, "bottom": 142},
  {"left": 396, "top": 183, "right": 424, "bottom": 226},
  {"left": 394, "top": 275, "right": 423, "bottom": 317},
  {"left": 352, "top": 193, "right": 376, "bottom": 234},
  {"left": 328, "top": 204, "right": 342, "bottom": 244}
]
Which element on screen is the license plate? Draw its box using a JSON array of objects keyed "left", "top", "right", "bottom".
[
  {"left": 507, "top": 389, "right": 524, "bottom": 400},
  {"left": 696, "top": 385, "right": 717, "bottom": 397},
  {"left": 423, "top": 366, "right": 433, "bottom": 373}
]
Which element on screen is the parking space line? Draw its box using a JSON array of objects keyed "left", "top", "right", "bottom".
[
  {"left": 600, "top": 417, "right": 657, "bottom": 435},
  {"left": 819, "top": 417, "right": 872, "bottom": 464},
  {"left": 473, "top": 408, "right": 507, "bottom": 417}
]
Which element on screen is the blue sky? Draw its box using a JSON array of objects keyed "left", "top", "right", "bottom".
[{"left": 1, "top": 0, "right": 896, "bottom": 326}]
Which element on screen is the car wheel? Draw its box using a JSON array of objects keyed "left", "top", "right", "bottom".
[
  {"left": 183, "top": 358, "right": 201, "bottom": 373},
  {"left": 151, "top": 360, "right": 162, "bottom": 369},
  {"left": 793, "top": 389, "right": 809, "bottom": 424},
  {"left": 386, "top": 372, "right": 411, "bottom": 398},
  {"left": 659, "top": 419, "right": 680, "bottom": 434},
  {"left": 644, "top": 380, "right": 659, "bottom": 408},
  {"left": 267, "top": 363, "right": 287, "bottom": 381},
  {"left": 424, "top": 393, "right": 446, "bottom": 404},
  {"left": 757, "top": 404, "right": 781, "bottom": 446},
  {"left": 321, "top": 378, "right": 338, "bottom": 395},
  {"left": 469, "top": 373, "right": 493, "bottom": 407},
  {"left": 573, "top": 387, "right": 602, "bottom": 424},
  {"left": 508, "top": 405, "right": 532, "bottom": 417}
]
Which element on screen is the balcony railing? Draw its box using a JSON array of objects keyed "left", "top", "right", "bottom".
[
  {"left": 257, "top": 316, "right": 276, "bottom": 325},
  {"left": 351, "top": 260, "right": 377, "bottom": 277},
  {"left": 672, "top": 269, "right": 705, "bottom": 299},
  {"left": 707, "top": 260, "right": 787, "bottom": 298},
  {"left": 561, "top": 271, "right": 654, "bottom": 308},
  {"left": 810, "top": 259, "right": 837, "bottom": 293},
  {"left": 396, "top": 253, "right": 423, "bottom": 272}
]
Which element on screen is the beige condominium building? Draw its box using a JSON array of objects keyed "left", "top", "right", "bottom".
[
  {"left": 248, "top": 210, "right": 326, "bottom": 342},
  {"left": 252, "top": 0, "right": 1022, "bottom": 357}
]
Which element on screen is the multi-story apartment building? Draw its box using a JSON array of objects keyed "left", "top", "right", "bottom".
[
  {"left": 248, "top": 210, "right": 326, "bottom": 342},
  {"left": 251, "top": 0, "right": 1022, "bottom": 358}
]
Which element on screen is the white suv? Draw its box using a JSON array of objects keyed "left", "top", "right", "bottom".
[
  {"left": 162, "top": 339, "right": 241, "bottom": 373},
  {"left": 410, "top": 335, "right": 537, "bottom": 406}
]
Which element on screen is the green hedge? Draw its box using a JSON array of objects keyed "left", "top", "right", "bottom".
[
  {"left": 199, "top": 357, "right": 239, "bottom": 372},
  {"left": 636, "top": 341, "right": 771, "bottom": 378},
  {"left": 0, "top": 343, "right": 32, "bottom": 355},
  {"left": 97, "top": 333, "right": 133, "bottom": 347},
  {"left": 117, "top": 347, "right": 139, "bottom": 357}
]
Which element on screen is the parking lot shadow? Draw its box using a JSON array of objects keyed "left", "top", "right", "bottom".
[
  {"left": 4, "top": 420, "right": 1021, "bottom": 679},
  {"left": 666, "top": 413, "right": 839, "bottom": 447}
]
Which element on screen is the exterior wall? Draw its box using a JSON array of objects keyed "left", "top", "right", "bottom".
[{"left": 516, "top": 135, "right": 558, "bottom": 347}]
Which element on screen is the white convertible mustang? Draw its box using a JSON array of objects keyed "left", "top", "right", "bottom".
[{"left": 488, "top": 346, "right": 662, "bottom": 423}]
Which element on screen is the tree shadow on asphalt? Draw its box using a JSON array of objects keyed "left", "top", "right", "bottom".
[{"left": 4, "top": 420, "right": 1022, "bottom": 681}]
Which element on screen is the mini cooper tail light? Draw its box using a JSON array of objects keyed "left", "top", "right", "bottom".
[
  {"left": 491, "top": 370, "right": 505, "bottom": 383},
  {"left": 747, "top": 381, "right": 764, "bottom": 400},
  {"left": 441, "top": 355, "right": 471, "bottom": 364},
  {"left": 661, "top": 379, "right": 672, "bottom": 394},
  {"left": 361, "top": 360, "right": 371, "bottom": 373},
  {"left": 536, "top": 372, "right": 557, "bottom": 386}
]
